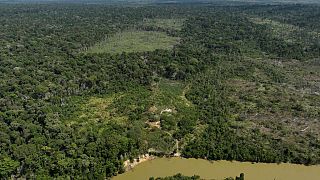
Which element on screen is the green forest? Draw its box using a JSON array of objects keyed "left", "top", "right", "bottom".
[
  {"left": 149, "top": 173, "right": 244, "bottom": 180},
  {"left": 0, "top": 1, "right": 319, "bottom": 179}
]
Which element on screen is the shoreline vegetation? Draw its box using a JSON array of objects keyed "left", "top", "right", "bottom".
[
  {"left": 149, "top": 173, "right": 245, "bottom": 180},
  {"left": 123, "top": 151, "right": 182, "bottom": 172},
  {"left": 124, "top": 154, "right": 156, "bottom": 171}
]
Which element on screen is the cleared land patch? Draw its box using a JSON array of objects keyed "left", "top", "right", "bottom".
[
  {"left": 225, "top": 58, "right": 320, "bottom": 162},
  {"left": 249, "top": 17, "right": 320, "bottom": 44},
  {"left": 64, "top": 94, "right": 129, "bottom": 128},
  {"left": 61, "top": 79, "right": 196, "bottom": 154},
  {"left": 87, "top": 30, "right": 180, "bottom": 54}
]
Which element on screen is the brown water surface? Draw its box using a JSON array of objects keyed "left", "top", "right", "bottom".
[{"left": 113, "top": 157, "right": 320, "bottom": 180}]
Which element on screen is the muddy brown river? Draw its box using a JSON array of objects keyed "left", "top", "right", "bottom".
[{"left": 113, "top": 157, "right": 320, "bottom": 180}]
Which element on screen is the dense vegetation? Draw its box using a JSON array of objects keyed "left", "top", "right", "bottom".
[
  {"left": 149, "top": 173, "right": 244, "bottom": 180},
  {"left": 0, "top": 1, "right": 319, "bottom": 179}
]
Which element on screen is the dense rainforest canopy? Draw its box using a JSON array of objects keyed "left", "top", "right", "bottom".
[
  {"left": 149, "top": 173, "right": 244, "bottom": 180},
  {"left": 0, "top": 1, "right": 319, "bottom": 179}
]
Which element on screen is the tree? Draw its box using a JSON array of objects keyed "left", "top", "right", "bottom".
[{"left": 0, "top": 157, "right": 19, "bottom": 178}]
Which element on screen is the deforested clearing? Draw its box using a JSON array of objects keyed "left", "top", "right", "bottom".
[{"left": 87, "top": 30, "right": 180, "bottom": 54}]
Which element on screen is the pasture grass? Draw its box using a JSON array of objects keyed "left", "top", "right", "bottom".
[{"left": 87, "top": 30, "right": 179, "bottom": 54}]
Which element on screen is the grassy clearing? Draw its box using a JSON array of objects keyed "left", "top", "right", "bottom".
[
  {"left": 79, "top": 96, "right": 128, "bottom": 124},
  {"left": 143, "top": 18, "right": 185, "bottom": 31},
  {"left": 64, "top": 94, "right": 129, "bottom": 128},
  {"left": 151, "top": 78, "right": 194, "bottom": 110},
  {"left": 87, "top": 30, "right": 180, "bottom": 54}
]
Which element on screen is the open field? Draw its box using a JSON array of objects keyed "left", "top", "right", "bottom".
[{"left": 87, "top": 30, "right": 179, "bottom": 54}]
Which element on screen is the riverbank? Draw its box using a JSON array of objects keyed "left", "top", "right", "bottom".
[{"left": 123, "top": 154, "right": 156, "bottom": 171}]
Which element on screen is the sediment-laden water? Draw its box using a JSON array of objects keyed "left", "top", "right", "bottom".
[{"left": 113, "top": 157, "right": 320, "bottom": 180}]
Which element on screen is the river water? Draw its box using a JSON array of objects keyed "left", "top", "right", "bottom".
[{"left": 113, "top": 157, "right": 320, "bottom": 180}]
